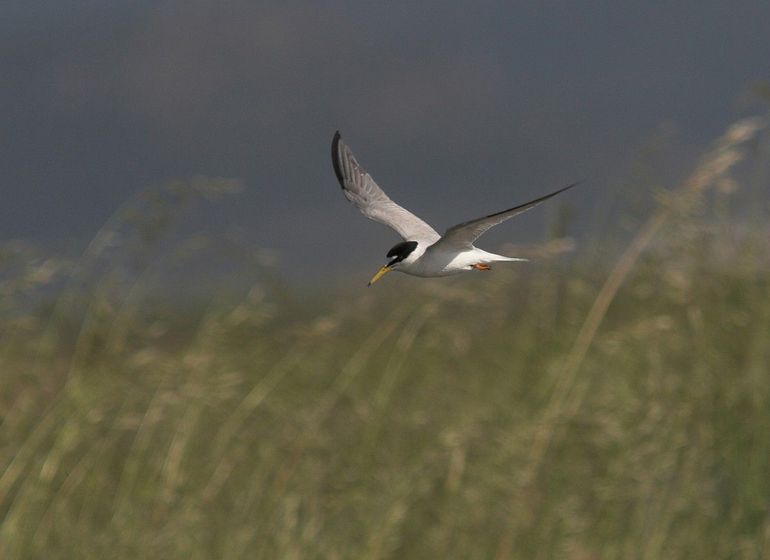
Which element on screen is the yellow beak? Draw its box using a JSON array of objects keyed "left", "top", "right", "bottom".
[{"left": 368, "top": 265, "right": 391, "bottom": 287}]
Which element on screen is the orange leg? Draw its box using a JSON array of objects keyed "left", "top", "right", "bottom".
[{"left": 471, "top": 263, "right": 491, "bottom": 271}]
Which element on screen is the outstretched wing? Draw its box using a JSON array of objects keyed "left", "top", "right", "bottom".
[
  {"left": 332, "top": 131, "right": 440, "bottom": 244},
  {"left": 436, "top": 182, "right": 580, "bottom": 249}
]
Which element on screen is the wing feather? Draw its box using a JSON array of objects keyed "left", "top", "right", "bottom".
[
  {"left": 332, "top": 132, "right": 440, "bottom": 244},
  {"left": 437, "top": 182, "right": 580, "bottom": 248}
]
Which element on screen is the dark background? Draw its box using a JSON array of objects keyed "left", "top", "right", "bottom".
[{"left": 3, "top": 1, "right": 769, "bottom": 282}]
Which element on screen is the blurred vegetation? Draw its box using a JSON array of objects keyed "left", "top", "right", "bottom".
[{"left": 1, "top": 118, "right": 769, "bottom": 559}]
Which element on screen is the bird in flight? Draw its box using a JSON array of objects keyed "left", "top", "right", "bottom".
[{"left": 331, "top": 131, "right": 578, "bottom": 286}]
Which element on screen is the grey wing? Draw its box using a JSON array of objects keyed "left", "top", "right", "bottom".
[
  {"left": 437, "top": 182, "right": 580, "bottom": 248},
  {"left": 332, "top": 132, "right": 440, "bottom": 244}
]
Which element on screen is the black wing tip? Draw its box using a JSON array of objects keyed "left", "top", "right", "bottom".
[
  {"left": 331, "top": 130, "right": 344, "bottom": 187},
  {"left": 540, "top": 179, "right": 583, "bottom": 200},
  {"left": 554, "top": 179, "right": 584, "bottom": 198},
  {"left": 562, "top": 180, "right": 583, "bottom": 193},
  {"left": 483, "top": 180, "right": 583, "bottom": 220}
]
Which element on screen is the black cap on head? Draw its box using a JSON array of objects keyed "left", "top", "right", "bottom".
[{"left": 386, "top": 241, "right": 418, "bottom": 265}]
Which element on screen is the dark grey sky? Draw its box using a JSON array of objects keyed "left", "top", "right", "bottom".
[{"left": 3, "top": 1, "right": 769, "bottom": 282}]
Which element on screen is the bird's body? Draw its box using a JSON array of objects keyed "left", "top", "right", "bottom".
[
  {"left": 331, "top": 131, "right": 577, "bottom": 285},
  {"left": 397, "top": 244, "right": 520, "bottom": 278}
]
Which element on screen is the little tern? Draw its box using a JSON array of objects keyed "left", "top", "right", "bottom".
[{"left": 331, "top": 131, "right": 578, "bottom": 286}]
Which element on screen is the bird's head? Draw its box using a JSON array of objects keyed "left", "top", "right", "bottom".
[{"left": 368, "top": 240, "right": 419, "bottom": 286}]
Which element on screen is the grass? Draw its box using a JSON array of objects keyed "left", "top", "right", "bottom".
[{"left": 1, "top": 118, "right": 770, "bottom": 559}]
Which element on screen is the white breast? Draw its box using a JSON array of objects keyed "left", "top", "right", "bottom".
[{"left": 400, "top": 248, "right": 479, "bottom": 277}]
